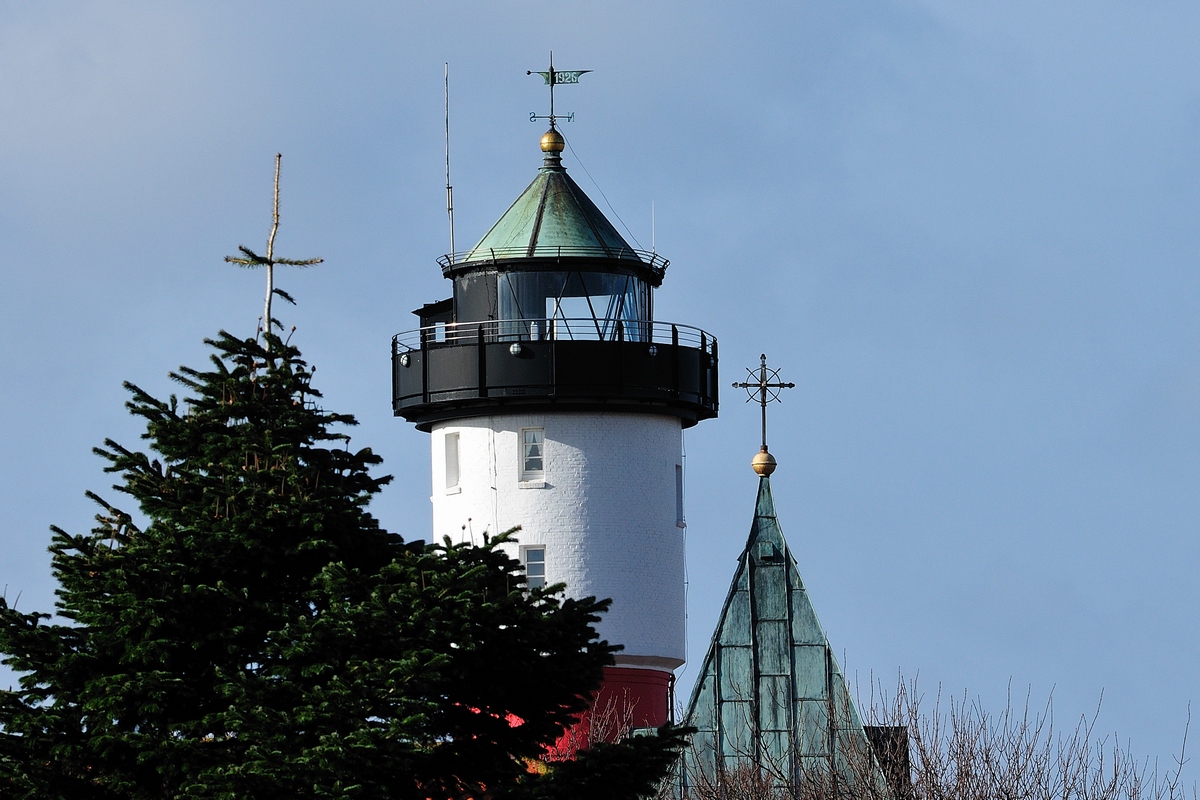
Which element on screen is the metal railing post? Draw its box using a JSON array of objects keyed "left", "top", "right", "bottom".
[
  {"left": 710, "top": 338, "right": 718, "bottom": 410},
  {"left": 421, "top": 329, "right": 429, "bottom": 404},
  {"left": 671, "top": 324, "right": 680, "bottom": 398},
  {"left": 477, "top": 325, "right": 487, "bottom": 398}
]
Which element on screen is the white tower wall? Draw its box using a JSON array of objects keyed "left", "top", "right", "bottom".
[{"left": 430, "top": 412, "right": 685, "bottom": 670}]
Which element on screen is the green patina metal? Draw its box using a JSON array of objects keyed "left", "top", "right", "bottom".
[
  {"left": 679, "top": 476, "right": 886, "bottom": 794},
  {"left": 461, "top": 150, "right": 635, "bottom": 262}
]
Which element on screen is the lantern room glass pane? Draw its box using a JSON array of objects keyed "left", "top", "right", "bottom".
[{"left": 497, "top": 270, "right": 650, "bottom": 341}]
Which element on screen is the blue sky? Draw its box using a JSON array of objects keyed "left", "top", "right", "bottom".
[{"left": 1, "top": 1, "right": 1197, "bottom": 765}]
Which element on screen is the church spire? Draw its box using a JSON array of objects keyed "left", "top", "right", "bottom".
[{"left": 677, "top": 428, "right": 888, "bottom": 793}]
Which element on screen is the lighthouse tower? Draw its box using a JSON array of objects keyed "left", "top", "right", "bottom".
[{"left": 391, "top": 124, "right": 718, "bottom": 728}]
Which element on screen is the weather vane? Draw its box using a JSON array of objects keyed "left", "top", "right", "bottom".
[
  {"left": 733, "top": 354, "right": 795, "bottom": 474},
  {"left": 527, "top": 51, "right": 591, "bottom": 128}
]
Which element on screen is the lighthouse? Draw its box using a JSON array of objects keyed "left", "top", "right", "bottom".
[{"left": 391, "top": 121, "right": 718, "bottom": 730}]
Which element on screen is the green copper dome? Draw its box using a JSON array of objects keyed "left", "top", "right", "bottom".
[{"left": 460, "top": 144, "right": 639, "bottom": 263}]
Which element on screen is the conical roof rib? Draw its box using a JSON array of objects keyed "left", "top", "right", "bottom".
[{"left": 525, "top": 171, "right": 552, "bottom": 256}]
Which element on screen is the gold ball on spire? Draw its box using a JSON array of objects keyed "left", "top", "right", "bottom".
[
  {"left": 540, "top": 128, "right": 565, "bottom": 153},
  {"left": 751, "top": 446, "right": 777, "bottom": 476}
]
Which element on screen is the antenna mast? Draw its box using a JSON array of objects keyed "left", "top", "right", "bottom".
[{"left": 445, "top": 62, "right": 455, "bottom": 258}]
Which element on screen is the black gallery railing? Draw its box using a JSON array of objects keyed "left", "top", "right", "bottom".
[{"left": 392, "top": 318, "right": 714, "bottom": 354}]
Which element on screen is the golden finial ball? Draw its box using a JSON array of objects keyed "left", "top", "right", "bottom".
[
  {"left": 540, "top": 128, "right": 565, "bottom": 153},
  {"left": 751, "top": 447, "right": 777, "bottom": 476}
]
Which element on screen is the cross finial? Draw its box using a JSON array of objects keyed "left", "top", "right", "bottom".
[
  {"left": 527, "top": 51, "right": 591, "bottom": 129},
  {"left": 732, "top": 354, "right": 796, "bottom": 474}
]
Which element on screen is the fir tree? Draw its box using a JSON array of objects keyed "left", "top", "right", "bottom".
[{"left": 0, "top": 331, "right": 686, "bottom": 799}]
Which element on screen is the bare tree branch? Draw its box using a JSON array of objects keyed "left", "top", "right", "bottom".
[{"left": 223, "top": 154, "right": 323, "bottom": 345}]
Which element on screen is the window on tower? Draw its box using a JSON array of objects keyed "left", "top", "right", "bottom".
[
  {"left": 676, "top": 463, "right": 686, "bottom": 528},
  {"left": 520, "top": 428, "right": 545, "bottom": 481},
  {"left": 523, "top": 547, "right": 546, "bottom": 590},
  {"left": 445, "top": 432, "right": 460, "bottom": 491}
]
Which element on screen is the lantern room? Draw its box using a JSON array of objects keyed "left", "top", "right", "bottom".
[{"left": 392, "top": 130, "right": 719, "bottom": 431}]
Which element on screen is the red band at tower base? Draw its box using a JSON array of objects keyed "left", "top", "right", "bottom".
[
  {"left": 598, "top": 666, "right": 672, "bottom": 729},
  {"left": 548, "top": 666, "right": 673, "bottom": 759}
]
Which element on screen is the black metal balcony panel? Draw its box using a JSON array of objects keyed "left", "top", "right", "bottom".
[
  {"left": 487, "top": 344, "right": 551, "bottom": 395},
  {"left": 392, "top": 338, "right": 718, "bottom": 429}
]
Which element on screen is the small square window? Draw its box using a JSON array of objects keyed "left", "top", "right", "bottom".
[
  {"left": 520, "top": 428, "right": 545, "bottom": 480},
  {"left": 523, "top": 547, "right": 546, "bottom": 590}
]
